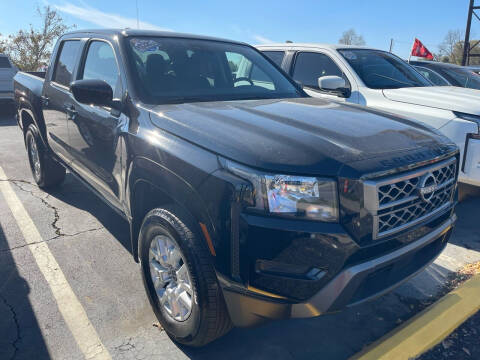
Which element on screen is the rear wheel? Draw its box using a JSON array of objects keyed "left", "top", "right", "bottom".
[
  {"left": 139, "top": 208, "right": 232, "bottom": 347},
  {"left": 25, "top": 125, "right": 65, "bottom": 189}
]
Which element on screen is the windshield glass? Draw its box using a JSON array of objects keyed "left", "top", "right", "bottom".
[
  {"left": 126, "top": 37, "right": 303, "bottom": 104},
  {"left": 441, "top": 67, "right": 480, "bottom": 90},
  {"left": 338, "top": 49, "right": 432, "bottom": 89}
]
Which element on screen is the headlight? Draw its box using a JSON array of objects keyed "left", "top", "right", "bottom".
[
  {"left": 454, "top": 111, "right": 480, "bottom": 134},
  {"left": 226, "top": 160, "right": 339, "bottom": 222}
]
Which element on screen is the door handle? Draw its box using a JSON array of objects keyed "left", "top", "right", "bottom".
[
  {"left": 41, "top": 96, "right": 49, "bottom": 107},
  {"left": 65, "top": 105, "right": 78, "bottom": 120}
]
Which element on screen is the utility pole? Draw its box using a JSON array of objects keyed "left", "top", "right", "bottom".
[
  {"left": 462, "top": 0, "right": 480, "bottom": 65},
  {"left": 389, "top": 38, "right": 394, "bottom": 52}
]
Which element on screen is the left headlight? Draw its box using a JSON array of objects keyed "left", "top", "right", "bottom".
[
  {"left": 225, "top": 160, "right": 339, "bottom": 222},
  {"left": 454, "top": 111, "right": 480, "bottom": 135}
]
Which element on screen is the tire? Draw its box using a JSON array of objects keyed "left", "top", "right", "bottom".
[
  {"left": 139, "top": 208, "right": 232, "bottom": 347},
  {"left": 25, "top": 124, "right": 66, "bottom": 189}
]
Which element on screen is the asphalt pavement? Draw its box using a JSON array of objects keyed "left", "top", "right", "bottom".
[{"left": 0, "top": 110, "right": 479, "bottom": 360}]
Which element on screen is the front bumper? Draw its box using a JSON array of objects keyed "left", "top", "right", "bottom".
[
  {"left": 221, "top": 214, "right": 455, "bottom": 327},
  {"left": 460, "top": 136, "right": 480, "bottom": 187}
]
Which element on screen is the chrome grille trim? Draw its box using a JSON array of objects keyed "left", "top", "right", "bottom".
[{"left": 364, "top": 157, "right": 457, "bottom": 240}]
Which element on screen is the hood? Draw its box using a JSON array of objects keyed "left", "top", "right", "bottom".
[
  {"left": 383, "top": 86, "right": 480, "bottom": 115},
  {"left": 146, "top": 97, "right": 456, "bottom": 177}
]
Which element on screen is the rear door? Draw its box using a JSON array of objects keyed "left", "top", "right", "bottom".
[
  {"left": 67, "top": 39, "right": 125, "bottom": 209},
  {"left": 43, "top": 39, "right": 83, "bottom": 162},
  {"left": 290, "top": 50, "right": 358, "bottom": 103}
]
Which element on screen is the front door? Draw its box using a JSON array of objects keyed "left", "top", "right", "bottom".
[{"left": 67, "top": 40, "right": 125, "bottom": 209}]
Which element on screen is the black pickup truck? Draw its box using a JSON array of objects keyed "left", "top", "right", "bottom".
[{"left": 14, "top": 29, "right": 459, "bottom": 346}]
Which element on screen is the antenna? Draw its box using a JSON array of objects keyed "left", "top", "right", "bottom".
[{"left": 136, "top": 0, "right": 140, "bottom": 29}]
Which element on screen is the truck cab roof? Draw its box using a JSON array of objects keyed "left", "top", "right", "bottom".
[{"left": 62, "top": 28, "right": 248, "bottom": 46}]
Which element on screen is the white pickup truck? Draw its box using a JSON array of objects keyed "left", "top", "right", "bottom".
[{"left": 257, "top": 44, "right": 480, "bottom": 187}]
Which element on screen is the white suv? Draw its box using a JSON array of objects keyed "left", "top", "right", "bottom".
[
  {"left": 257, "top": 44, "right": 480, "bottom": 187},
  {"left": 0, "top": 54, "right": 17, "bottom": 104}
]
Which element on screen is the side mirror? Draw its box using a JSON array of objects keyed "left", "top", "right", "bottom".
[
  {"left": 70, "top": 79, "right": 113, "bottom": 107},
  {"left": 318, "top": 76, "right": 350, "bottom": 98},
  {"left": 318, "top": 75, "right": 346, "bottom": 90}
]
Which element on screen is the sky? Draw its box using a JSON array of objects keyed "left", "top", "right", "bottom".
[{"left": 0, "top": 0, "right": 477, "bottom": 59}]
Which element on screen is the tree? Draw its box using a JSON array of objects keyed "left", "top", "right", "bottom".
[
  {"left": 437, "top": 29, "right": 480, "bottom": 65},
  {"left": 438, "top": 30, "right": 464, "bottom": 65},
  {"left": 0, "top": 35, "right": 7, "bottom": 54},
  {"left": 5, "top": 6, "right": 73, "bottom": 71},
  {"left": 339, "top": 29, "right": 366, "bottom": 46}
]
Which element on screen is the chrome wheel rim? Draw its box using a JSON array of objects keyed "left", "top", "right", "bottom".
[
  {"left": 29, "top": 136, "right": 41, "bottom": 179},
  {"left": 149, "top": 235, "right": 193, "bottom": 322}
]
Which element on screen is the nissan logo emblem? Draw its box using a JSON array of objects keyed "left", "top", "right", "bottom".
[{"left": 418, "top": 173, "right": 437, "bottom": 202}]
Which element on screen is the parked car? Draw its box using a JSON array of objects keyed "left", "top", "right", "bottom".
[
  {"left": 257, "top": 44, "right": 480, "bottom": 187},
  {"left": 0, "top": 54, "right": 17, "bottom": 110},
  {"left": 410, "top": 60, "right": 480, "bottom": 89},
  {"left": 14, "top": 29, "right": 458, "bottom": 346},
  {"left": 466, "top": 65, "right": 480, "bottom": 75}
]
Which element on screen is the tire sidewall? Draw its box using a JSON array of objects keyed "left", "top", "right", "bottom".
[
  {"left": 25, "top": 126, "right": 44, "bottom": 185},
  {"left": 139, "top": 213, "right": 203, "bottom": 342}
]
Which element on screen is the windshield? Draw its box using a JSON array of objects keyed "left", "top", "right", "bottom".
[
  {"left": 338, "top": 49, "right": 432, "bottom": 89},
  {"left": 441, "top": 67, "right": 480, "bottom": 90},
  {"left": 125, "top": 37, "right": 303, "bottom": 104}
]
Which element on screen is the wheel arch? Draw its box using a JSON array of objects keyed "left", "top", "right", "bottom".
[
  {"left": 18, "top": 101, "right": 48, "bottom": 148},
  {"left": 127, "top": 156, "right": 217, "bottom": 263}
]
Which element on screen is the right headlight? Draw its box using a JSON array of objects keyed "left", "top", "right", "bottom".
[
  {"left": 454, "top": 111, "right": 480, "bottom": 135},
  {"left": 225, "top": 160, "right": 339, "bottom": 222}
]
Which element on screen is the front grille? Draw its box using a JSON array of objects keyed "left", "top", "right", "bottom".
[{"left": 364, "top": 157, "right": 456, "bottom": 240}]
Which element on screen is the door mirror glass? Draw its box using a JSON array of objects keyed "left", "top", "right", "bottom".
[{"left": 70, "top": 79, "right": 113, "bottom": 107}]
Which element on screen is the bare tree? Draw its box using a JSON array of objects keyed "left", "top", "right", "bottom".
[
  {"left": 438, "top": 30, "right": 464, "bottom": 65},
  {"left": 339, "top": 29, "right": 366, "bottom": 46},
  {"left": 5, "top": 6, "right": 74, "bottom": 71}
]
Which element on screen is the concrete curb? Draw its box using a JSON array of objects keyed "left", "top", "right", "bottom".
[{"left": 350, "top": 275, "right": 480, "bottom": 360}]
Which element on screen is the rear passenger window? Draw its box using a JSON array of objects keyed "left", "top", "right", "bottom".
[
  {"left": 53, "top": 40, "right": 81, "bottom": 87},
  {"left": 0, "top": 57, "right": 11, "bottom": 68},
  {"left": 80, "top": 41, "right": 120, "bottom": 96},
  {"left": 262, "top": 51, "right": 285, "bottom": 67},
  {"left": 293, "top": 52, "right": 344, "bottom": 89}
]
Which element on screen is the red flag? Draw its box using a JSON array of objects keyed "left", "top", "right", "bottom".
[{"left": 411, "top": 38, "right": 434, "bottom": 60}]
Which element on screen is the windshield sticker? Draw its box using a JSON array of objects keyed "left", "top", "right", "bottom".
[
  {"left": 131, "top": 39, "right": 160, "bottom": 52},
  {"left": 342, "top": 51, "right": 357, "bottom": 60}
]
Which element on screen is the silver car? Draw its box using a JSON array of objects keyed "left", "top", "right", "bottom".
[{"left": 0, "top": 54, "right": 17, "bottom": 103}]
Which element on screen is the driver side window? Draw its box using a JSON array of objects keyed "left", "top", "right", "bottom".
[
  {"left": 80, "top": 41, "right": 121, "bottom": 98},
  {"left": 226, "top": 52, "right": 275, "bottom": 90},
  {"left": 292, "top": 52, "right": 348, "bottom": 90}
]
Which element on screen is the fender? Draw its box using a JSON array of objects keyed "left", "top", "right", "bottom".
[
  {"left": 126, "top": 155, "right": 219, "bottom": 262},
  {"left": 17, "top": 96, "right": 49, "bottom": 149}
]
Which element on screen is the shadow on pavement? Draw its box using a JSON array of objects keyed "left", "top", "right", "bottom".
[
  {"left": 0, "top": 103, "right": 16, "bottom": 125},
  {"left": 0, "top": 223, "right": 51, "bottom": 360},
  {"left": 450, "top": 184, "right": 480, "bottom": 252},
  {"left": 45, "top": 173, "right": 132, "bottom": 255}
]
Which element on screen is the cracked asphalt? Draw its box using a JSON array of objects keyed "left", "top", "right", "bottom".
[{"left": 0, "top": 110, "right": 479, "bottom": 360}]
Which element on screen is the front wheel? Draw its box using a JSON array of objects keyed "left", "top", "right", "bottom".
[
  {"left": 139, "top": 208, "right": 232, "bottom": 347},
  {"left": 25, "top": 125, "right": 65, "bottom": 189}
]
